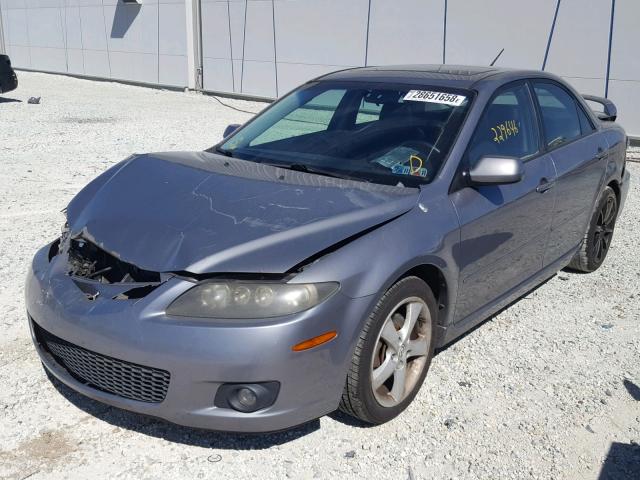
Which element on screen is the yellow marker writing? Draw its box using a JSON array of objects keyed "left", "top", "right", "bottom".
[{"left": 409, "top": 155, "right": 424, "bottom": 175}]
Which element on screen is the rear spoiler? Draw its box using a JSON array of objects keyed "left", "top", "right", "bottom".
[{"left": 582, "top": 94, "right": 617, "bottom": 122}]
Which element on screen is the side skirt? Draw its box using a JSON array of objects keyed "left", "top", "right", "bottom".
[{"left": 437, "top": 248, "right": 576, "bottom": 347}]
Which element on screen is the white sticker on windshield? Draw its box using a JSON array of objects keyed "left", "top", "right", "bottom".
[{"left": 403, "top": 90, "right": 466, "bottom": 106}]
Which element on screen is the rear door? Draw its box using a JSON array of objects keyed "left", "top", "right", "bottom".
[
  {"left": 531, "top": 81, "right": 607, "bottom": 265},
  {"left": 451, "top": 82, "right": 556, "bottom": 322}
]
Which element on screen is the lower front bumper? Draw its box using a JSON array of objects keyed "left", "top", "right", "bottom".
[{"left": 26, "top": 244, "right": 376, "bottom": 432}]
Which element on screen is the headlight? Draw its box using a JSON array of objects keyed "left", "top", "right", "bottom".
[{"left": 167, "top": 281, "right": 339, "bottom": 319}]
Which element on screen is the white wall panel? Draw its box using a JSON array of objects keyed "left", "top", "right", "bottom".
[
  {"left": 158, "top": 2, "right": 186, "bottom": 56},
  {"left": 227, "top": 0, "right": 245, "bottom": 60},
  {"left": 159, "top": 53, "right": 187, "bottom": 86},
  {"left": 76, "top": 0, "right": 104, "bottom": 6},
  {"left": 447, "top": 0, "right": 556, "bottom": 69},
  {"left": 608, "top": 80, "right": 640, "bottom": 137},
  {"left": 27, "top": 7, "right": 65, "bottom": 48},
  {"left": 6, "top": 8, "right": 28, "bottom": 45},
  {"left": 3, "top": 0, "right": 26, "bottom": 8},
  {"left": 608, "top": 0, "right": 640, "bottom": 136},
  {"left": 276, "top": 62, "right": 341, "bottom": 96},
  {"left": 25, "top": 0, "right": 62, "bottom": 8},
  {"left": 203, "top": 57, "right": 234, "bottom": 92},
  {"left": 610, "top": 0, "right": 640, "bottom": 81},
  {"left": 562, "top": 77, "right": 606, "bottom": 97},
  {"left": 104, "top": 4, "right": 158, "bottom": 54},
  {"left": 201, "top": 1, "right": 232, "bottom": 59},
  {"left": 1, "top": 0, "right": 190, "bottom": 87},
  {"left": 367, "top": 0, "right": 444, "bottom": 65},
  {"left": 545, "top": 0, "right": 611, "bottom": 94},
  {"left": 8, "top": 44, "right": 30, "bottom": 67},
  {"left": 243, "top": 0, "right": 274, "bottom": 62},
  {"left": 64, "top": 7, "right": 83, "bottom": 49},
  {"left": 29, "top": 46, "right": 66, "bottom": 71},
  {"left": 274, "top": 0, "right": 368, "bottom": 66},
  {"left": 67, "top": 47, "right": 84, "bottom": 74},
  {"left": 1, "top": 8, "right": 9, "bottom": 52},
  {"left": 232, "top": 57, "right": 241, "bottom": 92},
  {"left": 109, "top": 50, "right": 157, "bottom": 83},
  {"left": 240, "top": 59, "right": 276, "bottom": 97},
  {"left": 82, "top": 48, "right": 110, "bottom": 77},
  {"left": 79, "top": 6, "right": 109, "bottom": 51}
]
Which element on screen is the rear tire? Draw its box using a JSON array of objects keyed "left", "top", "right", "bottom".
[
  {"left": 568, "top": 186, "right": 618, "bottom": 273},
  {"left": 339, "top": 276, "right": 437, "bottom": 424}
]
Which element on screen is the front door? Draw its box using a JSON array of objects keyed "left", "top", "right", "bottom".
[{"left": 451, "top": 82, "right": 556, "bottom": 322}]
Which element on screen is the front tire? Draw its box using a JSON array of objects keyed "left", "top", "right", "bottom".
[
  {"left": 339, "top": 276, "right": 437, "bottom": 424},
  {"left": 568, "top": 186, "right": 618, "bottom": 273}
]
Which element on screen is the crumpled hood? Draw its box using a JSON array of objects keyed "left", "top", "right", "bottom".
[{"left": 66, "top": 152, "right": 418, "bottom": 274}]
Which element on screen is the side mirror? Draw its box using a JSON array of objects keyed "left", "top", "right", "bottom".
[
  {"left": 468, "top": 156, "right": 524, "bottom": 186},
  {"left": 223, "top": 124, "right": 241, "bottom": 138}
]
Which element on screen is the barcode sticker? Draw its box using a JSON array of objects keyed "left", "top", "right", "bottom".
[{"left": 403, "top": 90, "right": 466, "bottom": 106}]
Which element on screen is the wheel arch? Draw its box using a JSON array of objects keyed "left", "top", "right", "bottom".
[
  {"left": 607, "top": 178, "right": 621, "bottom": 205},
  {"left": 394, "top": 263, "right": 451, "bottom": 335}
]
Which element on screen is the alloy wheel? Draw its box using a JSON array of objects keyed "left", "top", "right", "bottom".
[
  {"left": 593, "top": 195, "right": 617, "bottom": 262},
  {"left": 370, "top": 297, "right": 431, "bottom": 407}
]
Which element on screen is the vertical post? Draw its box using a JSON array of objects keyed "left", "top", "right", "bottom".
[
  {"left": 186, "top": 0, "right": 203, "bottom": 90},
  {"left": 542, "top": 0, "right": 561, "bottom": 70},
  {"left": 442, "top": 0, "right": 447, "bottom": 64},
  {"left": 0, "top": 3, "right": 5, "bottom": 54},
  {"left": 605, "top": 0, "right": 616, "bottom": 98},
  {"left": 364, "top": 0, "right": 371, "bottom": 67},
  {"left": 271, "top": 0, "right": 278, "bottom": 97}
]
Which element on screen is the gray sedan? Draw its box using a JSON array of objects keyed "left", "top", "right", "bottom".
[{"left": 26, "top": 65, "right": 630, "bottom": 432}]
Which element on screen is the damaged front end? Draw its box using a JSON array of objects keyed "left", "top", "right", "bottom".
[{"left": 51, "top": 225, "right": 166, "bottom": 301}]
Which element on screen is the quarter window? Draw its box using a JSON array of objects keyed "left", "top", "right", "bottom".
[
  {"left": 533, "top": 83, "right": 585, "bottom": 148},
  {"left": 577, "top": 104, "right": 595, "bottom": 135},
  {"left": 467, "top": 83, "right": 539, "bottom": 167}
]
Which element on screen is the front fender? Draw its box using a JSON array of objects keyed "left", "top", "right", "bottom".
[{"left": 293, "top": 194, "right": 460, "bottom": 325}]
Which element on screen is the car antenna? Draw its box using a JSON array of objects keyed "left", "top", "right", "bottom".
[{"left": 490, "top": 48, "right": 505, "bottom": 66}]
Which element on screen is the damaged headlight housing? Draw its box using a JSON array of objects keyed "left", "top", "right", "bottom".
[{"left": 167, "top": 282, "right": 339, "bottom": 319}]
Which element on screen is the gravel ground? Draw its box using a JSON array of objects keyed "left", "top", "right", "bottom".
[{"left": 1, "top": 72, "right": 639, "bottom": 480}]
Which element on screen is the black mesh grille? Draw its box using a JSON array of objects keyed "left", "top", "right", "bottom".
[{"left": 33, "top": 320, "right": 170, "bottom": 403}]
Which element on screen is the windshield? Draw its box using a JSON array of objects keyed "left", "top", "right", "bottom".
[{"left": 215, "top": 82, "right": 473, "bottom": 187}]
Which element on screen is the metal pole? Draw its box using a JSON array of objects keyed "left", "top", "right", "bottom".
[{"left": 186, "top": 0, "right": 203, "bottom": 90}]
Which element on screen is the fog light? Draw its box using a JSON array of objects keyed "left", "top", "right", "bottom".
[
  {"left": 214, "top": 382, "right": 280, "bottom": 413},
  {"left": 236, "top": 387, "right": 257, "bottom": 408}
]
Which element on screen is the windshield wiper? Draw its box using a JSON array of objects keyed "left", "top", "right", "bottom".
[
  {"left": 214, "top": 146, "right": 234, "bottom": 157},
  {"left": 271, "top": 163, "right": 363, "bottom": 181}
]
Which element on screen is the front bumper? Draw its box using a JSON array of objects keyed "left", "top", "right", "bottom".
[{"left": 26, "top": 243, "right": 375, "bottom": 432}]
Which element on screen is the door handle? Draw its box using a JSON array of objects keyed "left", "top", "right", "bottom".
[
  {"left": 536, "top": 178, "right": 555, "bottom": 193},
  {"left": 596, "top": 147, "right": 608, "bottom": 160}
]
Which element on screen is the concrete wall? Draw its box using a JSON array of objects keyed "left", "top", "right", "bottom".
[
  {"left": 0, "top": 0, "right": 188, "bottom": 86},
  {"left": 1, "top": 0, "right": 639, "bottom": 136}
]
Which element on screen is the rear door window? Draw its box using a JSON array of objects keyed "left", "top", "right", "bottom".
[{"left": 533, "top": 82, "right": 584, "bottom": 148}]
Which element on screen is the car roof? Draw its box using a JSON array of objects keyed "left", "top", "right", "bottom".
[{"left": 316, "top": 64, "right": 557, "bottom": 90}]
